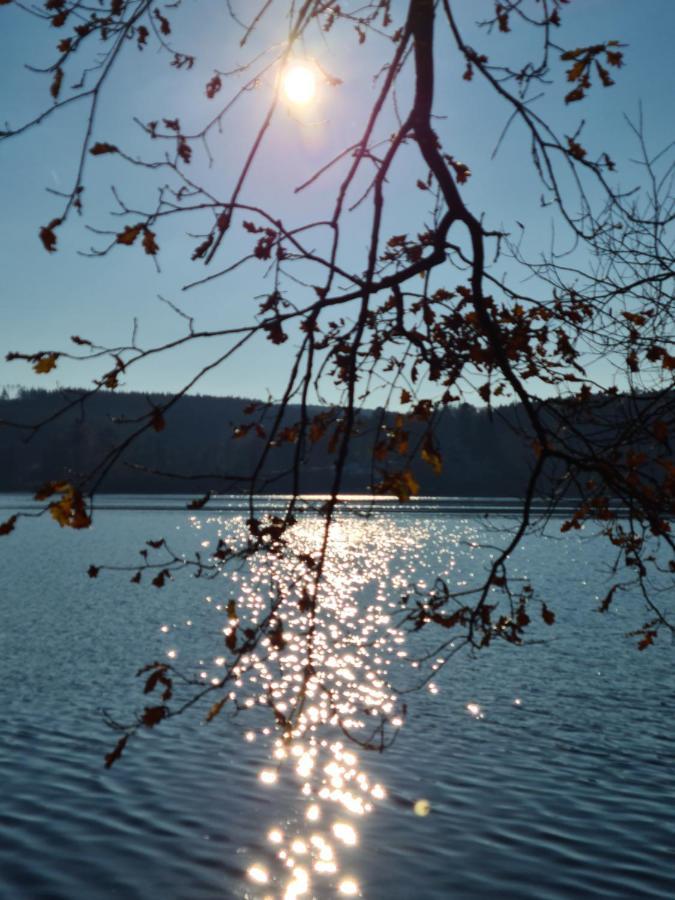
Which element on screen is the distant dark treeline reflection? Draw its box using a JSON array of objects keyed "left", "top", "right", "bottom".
[{"left": 0, "top": 387, "right": 663, "bottom": 497}]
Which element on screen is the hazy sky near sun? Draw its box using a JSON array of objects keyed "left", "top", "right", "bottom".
[{"left": 1, "top": 0, "right": 674, "bottom": 404}]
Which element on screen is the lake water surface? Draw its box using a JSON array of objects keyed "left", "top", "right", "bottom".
[{"left": 1, "top": 495, "right": 674, "bottom": 899}]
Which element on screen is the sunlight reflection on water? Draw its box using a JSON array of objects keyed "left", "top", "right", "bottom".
[{"left": 177, "top": 512, "right": 453, "bottom": 898}]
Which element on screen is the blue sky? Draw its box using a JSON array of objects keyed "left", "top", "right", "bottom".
[{"left": 1, "top": 0, "right": 674, "bottom": 404}]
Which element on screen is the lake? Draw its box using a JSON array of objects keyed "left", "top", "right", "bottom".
[{"left": 1, "top": 495, "right": 674, "bottom": 899}]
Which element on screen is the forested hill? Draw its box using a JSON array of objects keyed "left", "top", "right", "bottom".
[{"left": 0, "top": 387, "right": 539, "bottom": 496}]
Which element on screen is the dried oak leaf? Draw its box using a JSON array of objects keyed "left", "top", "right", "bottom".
[
  {"left": 39, "top": 218, "right": 62, "bottom": 253},
  {"left": 541, "top": 603, "right": 555, "bottom": 625},
  {"left": 142, "top": 227, "right": 159, "bottom": 255},
  {"left": 90, "top": 142, "right": 119, "bottom": 155},
  {"left": 33, "top": 352, "right": 59, "bottom": 374},
  {"left": 104, "top": 734, "right": 129, "bottom": 768},
  {"left": 0, "top": 515, "right": 17, "bottom": 536},
  {"left": 116, "top": 224, "right": 142, "bottom": 246}
]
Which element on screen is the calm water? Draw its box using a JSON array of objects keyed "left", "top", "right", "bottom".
[{"left": 1, "top": 495, "right": 674, "bottom": 899}]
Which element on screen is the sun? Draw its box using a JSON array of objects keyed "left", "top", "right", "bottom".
[{"left": 282, "top": 62, "right": 317, "bottom": 106}]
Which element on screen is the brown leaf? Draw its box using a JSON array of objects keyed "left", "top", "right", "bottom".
[
  {"left": 598, "top": 585, "right": 618, "bottom": 613},
  {"left": 565, "top": 86, "right": 585, "bottom": 104},
  {"left": 0, "top": 514, "right": 17, "bottom": 536},
  {"left": 116, "top": 224, "right": 142, "bottom": 246},
  {"left": 143, "top": 666, "right": 169, "bottom": 695},
  {"left": 50, "top": 66, "right": 63, "bottom": 99},
  {"left": 187, "top": 492, "right": 210, "bottom": 510},
  {"left": 104, "top": 734, "right": 129, "bottom": 768},
  {"left": 39, "top": 218, "right": 61, "bottom": 252},
  {"left": 142, "top": 705, "right": 168, "bottom": 727},
  {"left": 90, "top": 142, "right": 119, "bottom": 155},
  {"left": 541, "top": 603, "right": 555, "bottom": 626},
  {"left": 206, "top": 73, "right": 222, "bottom": 99},
  {"left": 638, "top": 631, "right": 656, "bottom": 651},
  {"left": 151, "top": 569, "right": 170, "bottom": 588},
  {"left": 206, "top": 697, "right": 227, "bottom": 722},
  {"left": 264, "top": 320, "right": 288, "bottom": 345},
  {"left": 177, "top": 137, "right": 191, "bottom": 164},
  {"left": 150, "top": 408, "right": 165, "bottom": 432},
  {"left": 142, "top": 227, "right": 159, "bottom": 255},
  {"left": 421, "top": 436, "right": 442, "bottom": 476}
]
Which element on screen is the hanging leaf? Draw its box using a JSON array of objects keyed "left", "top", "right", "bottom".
[
  {"left": 142, "top": 228, "right": 159, "bottom": 255},
  {"left": 541, "top": 603, "right": 555, "bottom": 625},
  {"left": 104, "top": 734, "right": 129, "bottom": 768},
  {"left": 206, "top": 697, "right": 227, "bottom": 722},
  {"left": 33, "top": 352, "right": 59, "bottom": 374},
  {"left": 50, "top": 66, "right": 63, "bottom": 99},
  {"left": 39, "top": 218, "right": 62, "bottom": 252},
  {"left": 90, "top": 142, "right": 119, "bottom": 155},
  {"left": 116, "top": 224, "right": 142, "bottom": 246},
  {"left": 150, "top": 408, "right": 165, "bottom": 432},
  {"left": 0, "top": 515, "right": 17, "bottom": 536}
]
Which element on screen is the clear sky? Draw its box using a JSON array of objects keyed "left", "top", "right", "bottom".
[{"left": 1, "top": 0, "right": 674, "bottom": 404}]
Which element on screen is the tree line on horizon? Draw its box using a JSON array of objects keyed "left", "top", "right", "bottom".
[{"left": 1, "top": 386, "right": 668, "bottom": 500}]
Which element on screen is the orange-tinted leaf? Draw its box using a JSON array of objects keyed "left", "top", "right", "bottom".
[
  {"left": 142, "top": 227, "right": 159, "bottom": 255},
  {"left": 421, "top": 438, "right": 442, "bottom": 476},
  {"left": 116, "top": 224, "right": 142, "bottom": 246},
  {"left": 638, "top": 631, "right": 656, "bottom": 651},
  {"left": 33, "top": 352, "right": 59, "bottom": 374},
  {"left": 47, "top": 484, "right": 91, "bottom": 530},
  {"left": 34, "top": 479, "right": 69, "bottom": 501},
  {"left": 206, "top": 697, "right": 227, "bottom": 722}
]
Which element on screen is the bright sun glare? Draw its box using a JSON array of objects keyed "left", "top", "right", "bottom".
[{"left": 282, "top": 63, "right": 317, "bottom": 106}]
